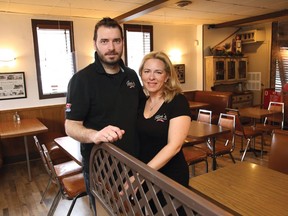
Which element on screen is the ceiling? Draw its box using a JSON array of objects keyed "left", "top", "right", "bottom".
[{"left": 0, "top": 0, "right": 288, "bottom": 26}]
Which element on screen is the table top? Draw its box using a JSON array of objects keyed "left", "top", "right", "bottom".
[
  {"left": 189, "top": 162, "right": 288, "bottom": 215},
  {"left": 0, "top": 118, "right": 48, "bottom": 139},
  {"left": 54, "top": 136, "right": 82, "bottom": 166},
  {"left": 188, "top": 101, "right": 210, "bottom": 110},
  {"left": 239, "top": 106, "right": 281, "bottom": 119},
  {"left": 187, "top": 121, "right": 230, "bottom": 139}
]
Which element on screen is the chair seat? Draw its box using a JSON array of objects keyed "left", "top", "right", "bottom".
[
  {"left": 255, "top": 123, "right": 281, "bottom": 133},
  {"left": 62, "top": 173, "right": 86, "bottom": 198},
  {"left": 195, "top": 142, "right": 232, "bottom": 156},
  {"left": 235, "top": 126, "right": 263, "bottom": 138},
  {"left": 182, "top": 146, "right": 207, "bottom": 165},
  {"left": 54, "top": 160, "right": 82, "bottom": 180}
]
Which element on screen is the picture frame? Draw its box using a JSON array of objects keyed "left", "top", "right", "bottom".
[
  {"left": 0, "top": 72, "right": 27, "bottom": 100},
  {"left": 174, "top": 64, "right": 185, "bottom": 83}
]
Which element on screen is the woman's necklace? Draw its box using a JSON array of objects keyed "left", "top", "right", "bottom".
[{"left": 149, "top": 98, "right": 163, "bottom": 111}]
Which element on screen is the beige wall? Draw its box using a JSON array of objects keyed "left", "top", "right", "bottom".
[{"left": 0, "top": 13, "right": 200, "bottom": 111}]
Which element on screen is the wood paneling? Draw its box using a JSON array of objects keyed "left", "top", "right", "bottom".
[{"left": 0, "top": 104, "right": 66, "bottom": 164}]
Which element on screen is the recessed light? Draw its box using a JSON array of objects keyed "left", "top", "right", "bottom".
[{"left": 176, "top": 0, "right": 192, "bottom": 8}]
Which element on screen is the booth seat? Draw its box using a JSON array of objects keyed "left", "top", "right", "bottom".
[{"left": 183, "top": 90, "right": 233, "bottom": 124}]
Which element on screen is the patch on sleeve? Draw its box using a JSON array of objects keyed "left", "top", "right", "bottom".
[{"left": 65, "top": 103, "right": 72, "bottom": 112}]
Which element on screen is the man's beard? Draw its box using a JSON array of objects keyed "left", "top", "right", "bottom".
[{"left": 97, "top": 50, "right": 122, "bottom": 66}]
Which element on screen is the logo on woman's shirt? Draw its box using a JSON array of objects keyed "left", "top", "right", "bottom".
[{"left": 154, "top": 114, "right": 167, "bottom": 122}]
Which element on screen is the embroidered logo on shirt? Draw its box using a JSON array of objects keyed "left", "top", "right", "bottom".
[
  {"left": 126, "top": 80, "right": 135, "bottom": 88},
  {"left": 65, "top": 103, "right": 72, "bottom": 112},
  {"left": 154, "top": 114, "right": 167, "bottom": 122}
]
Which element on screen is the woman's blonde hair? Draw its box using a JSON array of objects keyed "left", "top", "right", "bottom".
[{"left": 139, "top": 51, "right": 183, "bottom": 102}]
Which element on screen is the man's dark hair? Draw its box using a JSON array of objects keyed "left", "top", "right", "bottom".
[{"left": 93, "top": 17, "right": 123, "bottom": 41}]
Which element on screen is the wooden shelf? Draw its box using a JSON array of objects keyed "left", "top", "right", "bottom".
[{"left": 236, "top": 29, "right": 265, "bottom": 44}]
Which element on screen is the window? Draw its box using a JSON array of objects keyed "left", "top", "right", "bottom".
[
  {"left": 275, "top": 47, "right": 288, "bottom": 92},
  {"left": 124, "top": 24, "right": 153, "bottom": 79},
  {"left": 271, "top": 21, "right": 288, "bottom": 92},
  {"left": 32, "top": 19, "right": 76, "bottom": 99}
]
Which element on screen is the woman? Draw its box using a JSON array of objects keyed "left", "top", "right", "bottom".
[{"left": 137, "top": 51, "right": 191, "bottom": 187}]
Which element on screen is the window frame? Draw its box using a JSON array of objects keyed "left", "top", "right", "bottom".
[
  {"left": 271, "top": 21, "right": 288, "bottom": 92},
  {"left": 31, "top": 19, "right": 76, "bottom": 99},
  {"left": 124, "top": 24, "right": 153, "bottom": 67}
]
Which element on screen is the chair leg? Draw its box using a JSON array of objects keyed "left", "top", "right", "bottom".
[
  {"left": 229, "top": 153, "right": 236, "bottom": 163},
  {"left": 48, "top": 190, "right": 62, "bottom": 216},
  {"left": 260, "top": 134, "right": 264, "bottom": 158},
  {"left": 67, "top": 197, "right": 78, "bottom": 216},
  {"left": 241, "top": 139, "right": 251, "bottom": 162},
  {"left": 67, "top": 192, "right": 87, "bottom": 216},
  {"left": 191, "top": 165, "right": 195, "bottom": 177},
  {"left": 204, "top": 159, "right": 208, "bottom": 173},
  {"left": 40, "top": 175, "right": 52, "bottom": 204}
]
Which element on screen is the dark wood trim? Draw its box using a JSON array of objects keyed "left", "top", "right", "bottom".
[
  {"left": 114, "top": 0, "right": 168, "bottom": 23},
  {"left": 209, "top": 9, "right": 288, "bottom": 28}
]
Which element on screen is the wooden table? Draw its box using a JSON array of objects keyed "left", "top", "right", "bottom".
[
  {"left": 239, "top": 106, "right": 281, "bottom": 125},
  {"left": 0, "top": 118, "right": 48, "bottom": 181},
  {"left": 54, "top": 136, "right": 82, "bottom": 166},
  {"left": 239, "top": 106, "right": 281, "bottom": 155},
  {"left": 188, "top": 101, "right": 210, "bottom": 110},
  {"left": 187, "top": 121, "right": 231, "bottom": 170},
  {"left": 189, "top": 162, "right": 288, "bottom": 215}
]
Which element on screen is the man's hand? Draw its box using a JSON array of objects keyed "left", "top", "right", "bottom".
[{"left": 91, "top": 125, "right": 125, "bottom": 144}]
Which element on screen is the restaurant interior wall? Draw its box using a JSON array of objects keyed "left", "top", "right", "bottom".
[
  {"left": 0, "top": 13, "right": 199, "bottom": 111},
  {"left": 203, "top": 23, "right": 272, "bottom": 105},
  {"left": 0, "top": 13, "right": 199, "bottom": 165}
]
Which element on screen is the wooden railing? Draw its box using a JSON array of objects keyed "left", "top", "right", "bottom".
[{"left": 90, "top": 143, "right": 234, "bottom": 216}]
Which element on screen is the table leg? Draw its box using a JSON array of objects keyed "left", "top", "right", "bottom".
[
  {"left": 24, "top": 136, "right": 31, "bottom": 181},
  {"left": 211, "top": 137, "right": 217, "bottom": 171}
]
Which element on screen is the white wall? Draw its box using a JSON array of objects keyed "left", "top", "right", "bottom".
[
  {"left": 153, "top": 24, "right": 201, "bottom": 91},
  {"left": 0, "top": 13, "right": 200, "bottom": 111}
]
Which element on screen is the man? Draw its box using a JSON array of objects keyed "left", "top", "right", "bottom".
[{"left": 65, "top": 17, "right": 144, "bottom": 215}]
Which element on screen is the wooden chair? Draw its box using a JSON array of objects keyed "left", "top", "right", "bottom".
[
  {"left": 255, "top": 101, "right": 284, "bottom": 134},
  {"left": 268, "top": 129, "right": 288, "bottom": 174},
  {"left": 197, "top": 109, "right": 212, "bottom": 123},
  {"left": 182, "top": 147, "right": 208, "bottom": 177},
  {"left": 184, "top": 109, "right": 212, "bottom": 145},
  {"left": 195, "top": 113, "right": 236, "bottom": 165},
  {"left": 183, "top": 109, "right": 211, "bottom": 176},
  {"left": 226, "top": 109, "right": 265, "bottom": 161},
  {"left": 42, "top": 144, "right": 87, "bottom": 216},
  {"left": 37, "top": 132, "right": 71, "bottom": 165},
  {"left": 33, "top": 136, "right": 82, "bottom": 204}
]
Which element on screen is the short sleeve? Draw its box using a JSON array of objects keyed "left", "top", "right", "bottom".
[{"left": 169, "top": 94, "right": 191, "bottom": 120}]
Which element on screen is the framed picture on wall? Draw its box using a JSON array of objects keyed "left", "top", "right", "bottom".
[
  {"left": 174, "top": 64, "right": 185, "bottom": 83},
  {"left": 0, "top": 72, "right": 27, "bottom": 100}
]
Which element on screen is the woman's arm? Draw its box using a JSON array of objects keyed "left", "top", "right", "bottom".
[{"left": 146, "top": 115, "right": 190, "bottom": 170}]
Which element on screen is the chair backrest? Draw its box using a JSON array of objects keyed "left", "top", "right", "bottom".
[
  {"left": 265, "top": 101, "right": 284, "bottom": 129},
  {"left": 218, "top": 113, "right": 235, "bottom": 130},
  {"left": 225, "top": 108, "right": 246, "bottom": 135},
  {"left": 33, "top": 136, "right": 52, "bottom": 176},
  {"left": 217, "top": 113, "right": 236, "bottom": 145},
  {"left": 42, "top": 144, "right": 61, "bottom": 188},
  {"left": 268, "top": 129, "right": 288, "bottom": 174},
  {"left": 197, "top": 109, "right": 212, "bottom": 124}
]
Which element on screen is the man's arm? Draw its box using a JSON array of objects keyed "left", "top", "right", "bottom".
[{"left": 65, "top": 119, "right": 125, "bottom": 144}]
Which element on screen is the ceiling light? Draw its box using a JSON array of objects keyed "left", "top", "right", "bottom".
[{"left": 176, "top": 0, "right": 192, "bottom": 8}]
